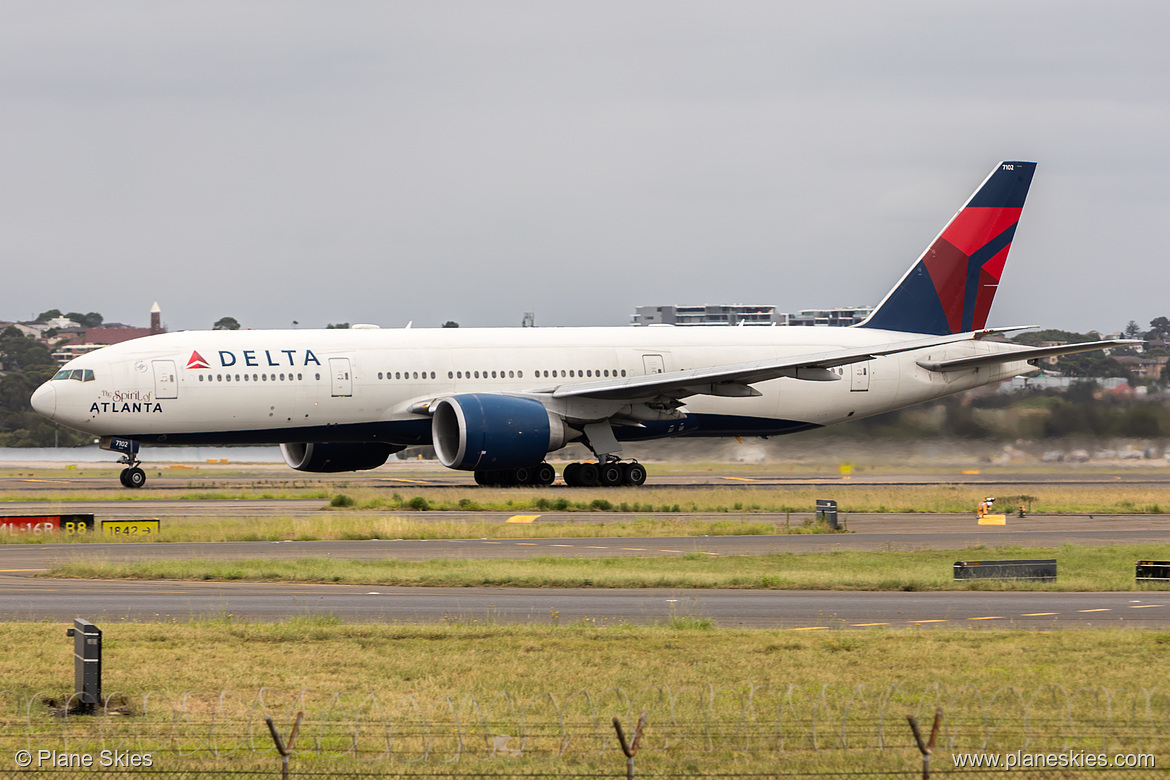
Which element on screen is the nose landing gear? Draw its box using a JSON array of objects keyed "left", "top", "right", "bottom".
[
  {"left": 101, "top": 436, "right": 147, "bottom": 489},
  {"left": 119, "top": 463, "right": 147, "bottom": 489}
]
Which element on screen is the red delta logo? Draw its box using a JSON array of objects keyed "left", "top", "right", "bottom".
[{"left": 186, "top": 351, "right": 211, "bottom": 369}]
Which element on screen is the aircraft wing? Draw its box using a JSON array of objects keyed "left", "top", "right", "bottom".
[
  {"left": 914, "top": 340, "right": 1142, "bottom": 373},
  {"left": 544, "top": 331, "right": 983, "bottom": 402}
]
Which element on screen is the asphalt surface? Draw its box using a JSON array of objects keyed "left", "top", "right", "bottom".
[
  {"left": 1, "top": 575, "right": 1166, "bottom": 629},
  {"left": 1, "top": 506, "right": 1169, "bottom": 628}
]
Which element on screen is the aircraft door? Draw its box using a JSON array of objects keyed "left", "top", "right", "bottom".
[
  {"left": 329, "top": 357, "right": 353, "bottom": 397},
  {"left": 152, "top": 360, "right": 178, "bottom": 399},
  {"left": 850, "top": 361, "right": 871, "bottom": 392},
  {"left": 642, "top": 354, "right": 665, "bottom": 375}
]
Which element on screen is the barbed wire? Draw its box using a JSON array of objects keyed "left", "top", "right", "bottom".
[{"left": 2, "top": 683, "right": 1168, "bottom": 763}]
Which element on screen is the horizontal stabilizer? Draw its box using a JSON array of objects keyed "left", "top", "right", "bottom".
[{"left": 915, "top": 340, "right": 1142, "bottom": 373}]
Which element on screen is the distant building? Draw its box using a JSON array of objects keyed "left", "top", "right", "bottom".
[
  {"left": 630, "top": 304, "right": 872, "bottom": 327},
  {"left": 51, "top": 302, "right": 165, "bottom": 365},
  {"left": 786, "top": 307, "right": 874, "bottom": 327},
  {"left": 1001, "top": 375, "right": 1130, "bottom": 393},
  {"left": 1115, "top": 355, "right": 1169, "bottom": 381}
]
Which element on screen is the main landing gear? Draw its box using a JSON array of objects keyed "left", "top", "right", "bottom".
[
  {"left": 472, "top": 460, "right": 647, "bottom": 487},
  {"left": 474, "top": 462, "right": 557, "bottom": 487},
  {"left": 562, "top": 460, "right": 647, "bottom": 487}
]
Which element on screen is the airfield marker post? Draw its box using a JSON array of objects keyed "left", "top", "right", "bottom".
[
  {"left": 907, "top": 707, "right": 942, "bottom": 779},
  {"left": 613, "top": 711, "right": 647, "bottom": 780},
  {"left": 265, "top": 711, "right": 303, "bottom": 780},
  {"left": 65, "top": 619, "right": 101, "bottom": 715}
]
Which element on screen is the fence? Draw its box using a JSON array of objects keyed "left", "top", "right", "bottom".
[{"left": 1, "top": 683, "right": 1166, "bottom": 777}]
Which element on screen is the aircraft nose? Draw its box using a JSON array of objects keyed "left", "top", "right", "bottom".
[{"left": 30, "top": 383, "right": 56, "bottom": 419}]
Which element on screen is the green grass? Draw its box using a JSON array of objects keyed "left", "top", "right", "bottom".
[
  {"left": 0, "top": 514, "right": 834, "bottom": 545},
  {"left": 45, "top": 543, "right": 1170, "bottom": 591}
]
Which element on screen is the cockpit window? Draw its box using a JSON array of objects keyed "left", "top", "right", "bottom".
[{"left": 52, "top": 368, "right": 96, "bottom": 382}]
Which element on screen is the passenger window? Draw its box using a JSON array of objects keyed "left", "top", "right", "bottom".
[
  {"left": 517, "top": 371, "right": 522, "bottom": 378},
  {"left": 378, "top": 372, "right": 383, "bottom": 380},
  {"left": 448, "top": 371, "right": 453, "bottom": 379},
  {"left": 621, "top": 370, "right": 626, "bottom": 377},
  {"left": 474, "top": 371, "right": 479, "bottom": 378},
  {"left": 297, "top": 373, "right": 302, "bottom": 380}
]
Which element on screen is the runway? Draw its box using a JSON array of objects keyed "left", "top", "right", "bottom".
[
  {"left": 2, "top": 508, "right": 1169, "bottom": 629},
  {"left": 5, "top": 465, "right": 1170, "bottom": 492},
  {"left": 1, "top": 575, "right": 1166, "bottom": 629}
]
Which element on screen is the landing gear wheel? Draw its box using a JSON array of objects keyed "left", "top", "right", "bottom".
[
  {"left": 534, "top": 463, "right": 556, "bottom": 486},
  {"left": 562, "top": 462, "right": 581, "bottom": 486},
  {"left": 622, "top": 462, "right": 647, "bottom": 486},
  {"left": 513, "top": 466, "right": 533, "bottom": 486},
  {"left": 119, "top": 469, "right": 131, "bottom": 488},
  {"left": 576, "top": 462, "right": 599, "bottom": 487},
  {"left": 124, "top": 467, "right": 146, "bottom": 489},
  {"left": 598, "top": 462, "right": 624, "bottom": 486}
]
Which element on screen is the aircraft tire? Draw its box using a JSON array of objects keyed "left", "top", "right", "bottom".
[
  {"left": 577, "top": 462, "right": 599, "bottom": 487},
  {"left": 622, "top": 462, "right": 647, "bottom": 486},
  {"left": 125, "top": 467, "right": 147, "bottom": 489},
  {"left": 534, "top": 463, "right": 556, "bottom": 486},
  {"left": 119, "top": 469, "right": 131, "bottom": 488},
  {"left": 513, "top": 466, "right": 533, "bottom": 485},
  {"left": 598, "top": 462, "right": 624, "bottom": 486}
]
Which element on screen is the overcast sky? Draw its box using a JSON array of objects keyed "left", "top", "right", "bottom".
[{"left": 1, "top": 2, "right": 1165, "bottom": 334}]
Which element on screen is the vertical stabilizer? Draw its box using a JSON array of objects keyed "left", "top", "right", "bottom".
[{"left": 858, "top": 161, "right": 1036, "bottom": 335}]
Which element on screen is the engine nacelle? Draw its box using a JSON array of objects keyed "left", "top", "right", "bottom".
[
  {"left": 432, "top": 394, "right": 566, "bottom": 471},
  {"left": 281, "top": 442, "right": 403, "bottom": 473}
]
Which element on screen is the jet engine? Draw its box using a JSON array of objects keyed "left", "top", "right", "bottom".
[
  {"left": 432, "top": 394, "right": 567, "bottom": 470},
  {"left": 280, "top": 442, "right": 403, "bottom": 473}
]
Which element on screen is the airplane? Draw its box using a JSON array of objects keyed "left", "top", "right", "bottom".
[{"left": 31, "top": 161, "right": 1131, "bottom": 489}]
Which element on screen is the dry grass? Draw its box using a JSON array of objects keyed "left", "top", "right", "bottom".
[
  {"left": 4, "top": 620, "right": 1169, "bottom": 775},
  {"left": 4, "top": 619, "right": 1169, "bottom": 700}
]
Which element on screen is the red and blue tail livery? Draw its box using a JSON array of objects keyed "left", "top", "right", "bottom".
[{"left": 860, "top": 161, "right": 1037, "bottom": 335}]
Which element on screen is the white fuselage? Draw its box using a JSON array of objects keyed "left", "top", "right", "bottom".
[{"left": 34, "top": 325, "right": 1031, "bottom": 448}]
